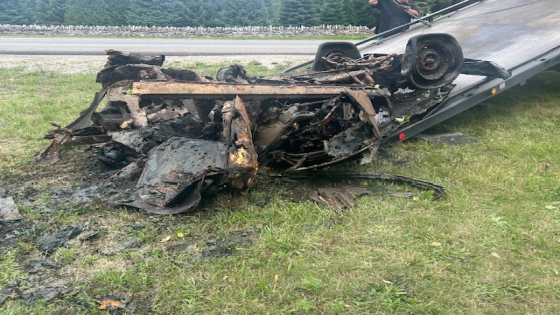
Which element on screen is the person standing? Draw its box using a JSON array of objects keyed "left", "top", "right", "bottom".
[{"left": 369, "top": 0, "right": 420, "bottom": 37}]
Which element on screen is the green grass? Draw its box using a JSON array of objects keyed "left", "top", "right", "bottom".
[
  {"left": 0, "top": 67, "right": 97, "bottom": 160},
  {"left": 0, "top": 62, "right": 559, "bottom": 314}
]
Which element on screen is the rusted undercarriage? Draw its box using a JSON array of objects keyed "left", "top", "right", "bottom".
[{"left": 39, "top": 34, "right": 507, "bottom": 214}]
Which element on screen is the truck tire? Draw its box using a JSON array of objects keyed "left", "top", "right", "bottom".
[
  {"left": 401, "top": 33, "right": 463, "bottom": 89},
  {"left": 311, "top": 42, "right": 362, "bottom": 71}
]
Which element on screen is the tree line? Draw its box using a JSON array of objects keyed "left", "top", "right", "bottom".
[{"left": 0, "top": 0, "right": 445, "bottom": 29}]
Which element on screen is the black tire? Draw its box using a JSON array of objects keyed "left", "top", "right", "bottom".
[
  {"left": 401, "top": 33, "right": 464, "bottom": 89},
  {"left": 311, "top": 42, "right": 362, "bottom": 71}
]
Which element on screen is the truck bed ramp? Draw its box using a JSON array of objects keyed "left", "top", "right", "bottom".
[{"left": 358, "top": 0, "right": 560, "bottom": 144}]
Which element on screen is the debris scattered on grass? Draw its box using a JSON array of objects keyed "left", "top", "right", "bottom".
[
  {"left": 1, "top": 276, "right": 73, "bottom": 306},
  {"left": 24, "top": 257, "right": 61, "bottom": 274},
  {"left": 50, "top": 181, "right": 118, "bottom": 209},
  {"left": 96, "top": 292, "right": 135, "bottom": 313},
  {"left": 293, "top": 185, "right": 372, "bottom": 211},
  {"left": 0, "top": 196, "right": 22, "bottom": 223},
  {"left": 0, "top": 286, "right": 18, "bottom": 306},
  {"left": 416, "top": 130, "right": 479, "bottom": 145},
  {"left": 37, "top": 225, "right": 83, "bottom": 254}
]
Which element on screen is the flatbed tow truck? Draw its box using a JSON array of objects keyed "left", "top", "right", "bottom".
[
  {"left": 40, "top": 0, "right": 560, "bottom": 214},
  {"left": 354, "top": 0, "right": 560, "bottom": 146}
]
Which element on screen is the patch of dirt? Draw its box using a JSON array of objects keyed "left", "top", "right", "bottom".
[
  {"left": 64, "top": 257, "right": 132, "bottom": 284},
  {"left": 0, "top": 220, "right": 31, "bottom": 249},
  {"left": 198, "top": 230, "right": 255, "bottom": 259}
]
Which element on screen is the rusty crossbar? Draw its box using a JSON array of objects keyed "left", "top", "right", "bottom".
[{"left": 131, "top": 81, "right": 389, "bottom": 99}]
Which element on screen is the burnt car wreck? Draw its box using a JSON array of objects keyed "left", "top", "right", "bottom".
[{"left": 39, "top": 34, "right": 509, "bottom": 214}]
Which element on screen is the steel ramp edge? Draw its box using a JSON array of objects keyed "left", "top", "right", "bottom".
[{"left": 381, "top": 45, "right": 560, "bottom": 146}]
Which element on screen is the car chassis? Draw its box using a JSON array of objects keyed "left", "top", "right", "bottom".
[{"left": 39, "top": 34, "right": 508, "bottom": 214}]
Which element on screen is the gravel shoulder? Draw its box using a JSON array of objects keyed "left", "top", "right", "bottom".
[{"left": 0, "top": 54, "right": 314, "bottom": 73}]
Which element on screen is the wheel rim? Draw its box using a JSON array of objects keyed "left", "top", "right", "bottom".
[{"left": 401, "top": 34, "right": 463, "bottom": 89}]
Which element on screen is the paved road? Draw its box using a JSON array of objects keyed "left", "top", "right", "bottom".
[{"left": 0, "top": 37, "right": 332, "bottom": 56}]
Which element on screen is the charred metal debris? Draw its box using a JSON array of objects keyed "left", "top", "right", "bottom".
[{"left": 38, "top": 34, "right": 508, "bottom": 214}]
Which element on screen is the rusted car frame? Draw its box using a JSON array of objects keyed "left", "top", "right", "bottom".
[{"left": 40, "top": 34, "right": 508, "bottom": 214}]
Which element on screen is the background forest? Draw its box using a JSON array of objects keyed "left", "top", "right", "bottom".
[{"left": 0, "top": 0, "right": 443, "bottom": 28}]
